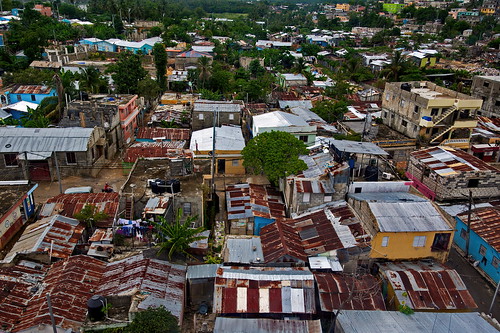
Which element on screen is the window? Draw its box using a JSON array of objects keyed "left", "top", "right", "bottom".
[
  {"left": 479, "top": 244, "right": 487, "bottom": 256},
  {"left": 381, "top": 236, "right": 389, "bottom": 247},
  {"left": 423, "top": 167, "right": 430, "bottom": 177},
  {"left": 182, "top": 202, "right": 192, "bottom": 215},
  {"left": 401, "top": 120, "right": 407, "bottom": 127},
  {"left": 385, "top": 93, "right": 390, "bottom": 101},
  {"left": 400, "top": 100, "right": 405, "bottom": 107},
  {"left": 354, "top": 187, "right": 362, "bottom": 193},
  {"left": 460, "top": 228, "right": 468, "bottom": 240},
  {"left": 4, "top": 153, "right": 18, "bottom": 167},
  {"left": 431, "top": 108, "right": 439, "bottom": 116},
  {"left": 324, "top": 194, "right": 332, "bottom": 202},
  {"left": 431, "top": 233, "right": 451, "bottom": 251},
  {"left": 413, "top": 125, "right": 417, "bottom": 132},
  {"left": 495, "top": 100, "right": 500, "bottom": 107},
  {"left": 413, "top": 236, "right": 427, "bottom": 247},
  {"left": 198, "top": 113, "right": 204, "bottom": 120},
  {"left": 31, "top": 95, "right": 36, "bottom": 101},
  {"left": 492, "top": 256, "right": 499, "bottom": 269},
  {"left": 231, "top": 159, "right": 239, "bottom": 166},
  {"left": 299, "top": 135, "right": 308, "bottom": 142},
  {"left": 467, "top": 179, "right": 479, "bottom": 188},
  {"left": 414, "top": 106, "right": 419, "bottom": 113},
  {"left": 229, "top": 113, "right": 234, "bottom": 120},
  {"left": 17, "top": 95, "right": 21, "bottom": 101},
  {"left": 66, "top": 152, "right": 77, "bottom": 164},
  {"left": 303, "top": 192, "right": 310, "bottom": 203},
  {"left": 384, "top": 111, "right": 388, "bottom": 118}
]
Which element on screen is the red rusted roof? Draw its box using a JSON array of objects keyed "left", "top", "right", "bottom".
[
  {"left": 378, "top": 261, "right": 477, "bottom": 311},
  {"left": 41, "top": 193, "right": 119, "bottom": 227},
  {"left": 137, "top": 127, "right": 191, "bottom": 141},
  {"left": 89, "top": 228, "right": 113, "bottom": 243},
  {"left": 97, "top": 254, "right": 186, "bottom": 323},
  {"left": 314, "top": 272, "right": 386, "bottom": 311},
  {"left": 261, "top": 206, "right": 369, "bottom": 263},
  {"left": 14, "top": 255, "right": 106, "bottom": 332},
  {"left": 11, "top": 85, "right": 53, "bottom": 95},
  {"left": 457, "top": 207, "right": 500, "bottom": 252},
  {"left": 226, "top": 183, "right": 286, "bottom": 221},
  {"left": 124, "top": 142, "right": 192, "bottom": 163},
  {"left": 0, "top": 261, "right": 48, "bottom": 332},
  {"left": 214, "top": 266, "right": 316, "bottom": 315},
  {"left": 411, "top": 146, "right": 499, "bottom": 175}
]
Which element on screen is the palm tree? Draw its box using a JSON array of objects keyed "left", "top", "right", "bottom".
[
  {"left": 197, "top": 56, "right": 212, "bottom": 89},
  {"left": 382, "top": 51, "right": 407, "bottom": 82},
  {"left": 154, "top": 209, "right": 207, "bottom": 260},
  {"left": 78, "top": 66, "right": 107, "bottom": 94}
]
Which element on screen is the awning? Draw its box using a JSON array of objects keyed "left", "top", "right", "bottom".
[{"left": 17, "top": 151, "right": 52, "bottom": 160}]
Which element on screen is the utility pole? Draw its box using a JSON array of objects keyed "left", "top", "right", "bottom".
[
  {"left": 210, "top": 108, "right": 218, "bottom": 200},
  {"left": 465, "top": 190, "right": 472, "bottom": 257},
  {"left": 488, "top": 281, "right": 500, "bottom": 316},
  {"left": 53, "top": 151, "right": 62, "bottom": 194},
  {"left": 46, "top": 294, "right": 57, "bottom": 333}
]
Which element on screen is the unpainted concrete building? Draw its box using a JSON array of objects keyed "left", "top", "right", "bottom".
[{"left": 471, "top": 75, "right": 500, "bottom": 118}]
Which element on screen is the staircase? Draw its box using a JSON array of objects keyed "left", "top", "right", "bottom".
[
  {"left": 430, "top": 125, "right": 453, "bottom": 143},
  {"left": 432, "top": 105, "right": 457, "bottom": 126},
  {"left": 124, "top": 197, "right": 133, "bottom": 220}
]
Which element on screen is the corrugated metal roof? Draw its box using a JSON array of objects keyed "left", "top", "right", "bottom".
[
  {"left": 1, "top": 215, "right": 84, "bottom": 264},
  {"left": 0, "top": 261, "right": 48, "bottom": 332},
  {"left": 295, "top": 179, "right": 334, "bottom": 193},
  {"left": 186, "top": 264, "right": 221, "bottom": 280},
  {"left": 300, "top": 152, "right": 346, "bottom": 178},
  {"left": 336, "top": 311, "right": 499, "bottom": 333},
  {"left": 137, "top": 127, "right": 190, "bottom": 141},
  {"left": 226, "top": 183, "right": 286, "bottom": 221},
  {"left": 88, "top": 228, "right": 113, "bottom": 243},
  {"left": 214, "top": 266, "right": 315, "bottom": 315},
  {"left": 190, "top": 125, "right": 245, "bottom": 152},
  {"left": 97, "top": 254, "right": 186, "bottom": 323},
  {"left": 378, "top": 261, "right": 477, "bottom": 311},
  {"left": 411, "top": 146, "right": 499, "bottom": 175},
  {"left": 261, "top": 205, "right": 369, "bottom": 263},
  {"left": 14, "top": 255, "right": 106, "bottom": 332},
  {"left": 253, "top": 111, "right": 310, "bottom": 128},
  {"left": 368, "top": 201, "right": 452, "bottom": 232},
  {"left": 349, "top": 192, "right": 426, "bottom": 202},
  {"left": 214, "top": 318, "right": 322, "bottom": 333},
  {"left": 329, "top": 139, "right": 389, "bottom": 155},
  {"left": 11, "top": 85, "right": 54, "bottom": 95},
  {"left": 0, "top": 127, "right": 94, "bottom": 153},
  {"left": 144, "top": 196, "right": 171, "bottom": 215},
  {"left": 193, "top": 100, "right": 241, "bottom": 113},
  {"left": 314, "top": 272, "right": 386, "bottom": 311},
  {"left": 40, "top": 192, "right": 119, "bottom": 228},
  {"left": 224, "top": 237, "right": 264, "bottom": 264},
  {"left": 457, "top": 207, "right": 500, "bottom": 252}
]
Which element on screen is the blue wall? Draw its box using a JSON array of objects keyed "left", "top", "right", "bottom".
[
  {"left": 254, "top": 216, "right": 275, "bottom": 236},
  {"left": 454, "top": 217, "right": 500, "bottom": 283},
  {"left": 7, "top": 90, "right": 57, "bottom": 105}
]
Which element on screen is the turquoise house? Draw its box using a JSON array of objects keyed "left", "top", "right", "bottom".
[
  {"left": 6, "top": 85, "right": 57, "bottom": 105},
  {"left": 454, "top": 207, "right": 500, "bottom": 283}
]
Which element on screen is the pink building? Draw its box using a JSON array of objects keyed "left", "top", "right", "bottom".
[
  {"left": 34, "top": 4, "right": 52, "bottom": 17},
  {"left": 119, "top": 95, "right": 141, "bottom": 143}
]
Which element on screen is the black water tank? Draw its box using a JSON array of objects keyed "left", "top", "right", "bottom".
[
  {"left": 165, "top": 179, "right": 181, "bottom": 193},
  {"left": 401, "top": 83, "right": 411, "bottom": 92},
  {"left": 87, "top": 295, "right": 105, "bottom": 321},
  {"left": 364, "top": 165, "right": 379, "bottom": 181}
]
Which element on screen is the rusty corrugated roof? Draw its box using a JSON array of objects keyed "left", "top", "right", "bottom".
[
  {"left": 226, "top": 183, "right": 286, "bottom": 221},
  {"left": 261, "top": 206, "right": 369, "bottom": 263},
  {"left": 314, "top": 272, "right": 386, "bottom": 311},
  {"left": 11, "top": 85, "right": 54, "bottom": 95},
  {"left": 41, "top": 193, "right": 119, "bottom": 227},
  {"left": 14, "top": 255, "right": 106, "bottom": 332},
  {"left": 457, "top": 207, "right": 500, "bottom": 252},
  {"left": 214, "top": 266, "right": 316, "bottom": 315},
  {"left": 378, "top": 261, "right": 477, "bottom": 311},
  {"left": 89, "top": 228, "right": 113, "bottom": 243},
  {"left": 411, "top": 146, "right": 499, "bottom": 176},
  {"left": 137, "top": 127, "right": 191, "bottom": 141}
]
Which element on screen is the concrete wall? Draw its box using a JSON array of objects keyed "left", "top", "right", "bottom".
[
  {"left": 407, "top": 155, "right": 500, "bottom": 201},
  {"left": 471, "top": 76, "right": 500, "bottom": 118},
  {"left": 192, "top": 111, "right": 241, "bottom": 131}
]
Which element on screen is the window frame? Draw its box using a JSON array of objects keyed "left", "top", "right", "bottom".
[
  {"left": 413, "top": 235, "right": 427, "bottom": 247},
  {"left": 4, "top": 153, "right": 18, "bottom": 167},
  {"left": 479, "top": 244, "right": 487, "bottom": 256},
  {"left": 66, "top": 152, "right": 77, "bottom": 165},
  {"left": 381, "top": 236, "right": 389, "bottom": 247},
  {"left": 302, "top": 192, "right": 311, "bottom": 203}
]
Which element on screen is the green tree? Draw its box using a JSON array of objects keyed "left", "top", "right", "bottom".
[
  {"left": 77, "top": 66, "right": 108, "bottom": 94},
  {"left": 198, "top": 56, "right": 212, "bottom": 89},
  {"left": 242, "top": 131, "right": 309, "bottom": 185},
  {"left": 311, "top": 100, "right": 349, "bottom": 123},
  {"left": 154, "top": 209, "right": 206, "bottom": 260},
  {"left": 153, "top": 43, "right": 167, "bottom": 90},
  {"left": 138, "top": 78, "right": 161, "bottom": 106},
  {"left": 106, "top": 52, "right": 147, "bottom": 94},
  {"left": 124, "top": 306, "right": 179, "bottom": 333},
  {"left": 74, "top": 204, "right": 109, "bottom": 231},
  {"left": 301, "top": 43, "right": 321, "bottom": 57},
  {"left": 248, "top": 59, "right": 265, "bottom": 78}
]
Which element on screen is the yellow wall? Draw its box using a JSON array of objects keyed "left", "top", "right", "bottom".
[
  {"left": 371, "top": 231, "right": 452, "bottom": 263},
  {"left": 196, "top": 149, "right": 246, "bottom": 175}
]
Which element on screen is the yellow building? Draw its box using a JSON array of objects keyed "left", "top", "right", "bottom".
[
  {"left": 348, "top": 192, "right": 453, "bottom": 263},
  {"left": 189, "top": 125, "right": 246, "bottom": 175},
  {"left": 336, "top": 3, "right": 350, "bottom": 11}
]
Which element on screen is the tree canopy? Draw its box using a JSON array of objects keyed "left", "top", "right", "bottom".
[
  {"left": 124, "top": 306, "right": 179, "bottom": 333},
  {"left": 106, "top": 52, "right": 147, "bottom": 94},
  {"left": 242, "top": 131, "right": 309, "bottom": 184}
]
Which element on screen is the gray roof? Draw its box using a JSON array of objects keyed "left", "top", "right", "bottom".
[
  {"left": 225, "top": 237, "right": 264, "bottom": 264},
  {"left": 368, "top": 200, "right": 451, "bottom": 232},
  {"left": 186, "top": 264, "right": 221, "bottom": 280},
  {"left": 0, "top": 127, "right": 94, "bottom": 153},
  {"left": 193, "top": 101, "right": 242, "bottom": 113},
  {"left": 214, "top": 318, "right": 322, "bottom": 333},
  {"left": 328, "top": 139, "right": 389, "bottom": 155},
  {"left": 336, "top": 311, "right": 499, "bottom": 333},
  {"left": 349, "top": 192, "right": 427, "bottom": 203},
  {"left": 300, "top": 152, "right": 335, "bottom": 178},
  {"left": 289, "top": 105, "right": 323, "bottom": 122},
  {"left": 253, "top": 111, "right": 309, "bottom": 128},
  {"left": 279, "top": 100, "right": 313, "bottom": 109}
]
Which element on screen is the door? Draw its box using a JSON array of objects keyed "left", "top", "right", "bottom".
[
  {"left": 217, "top": 159, "right": 225, "bottom": 174},
  {"left": 29, "top": 161, "right": 51, "bottom": 181}
]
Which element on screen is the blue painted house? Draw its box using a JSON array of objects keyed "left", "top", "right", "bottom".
[
  {"left": 454, "top": 207, "right": 500, "bottom": 283},
  {"left": 1, "top": 101, "right": 39, "bottom": 120},
  {"left": 6, "top": 85, "right": 57, "bottom": 105},
  {"left": 79, "top": 38, "right": 117, "bottom": 52}
]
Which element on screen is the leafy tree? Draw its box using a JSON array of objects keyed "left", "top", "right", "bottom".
[
  {"left": 301, "top": 43, "right": 321, "bottom": 57},
  {"left": 198, "top": 56, "right": 212, "bottom": 89},
  {"left": 325, "top": 79, "right": 354, "bottom": 101},
  {"left": 106, "top": 52, "right": 147, "bottom": 94},
  {"left": 2, "top": 68, "right": 55, "bottom": 86},
  {"left": 311, "top": 100, "right": 349, "bottom": 123},
  {"left": 74, "top": 204, "right": 109, "bottom": 230},
  {"left": 154, "top": 209, "right": 206, "bottom": 260},
  {"left": 248, "top": 59, "right": 265, "bottom": 78},
  {"left": 242, "top": 131, "right": 309, "bottom": 185},
  {"left": 124, "top": 306, "right": 179, "bottom": 333},
  {"left": 77, "top": 67, "right": 108, "bottom": 94},
  {"left": 138, "top": 78, "right": 161, "bottom": 106},
  {"left": 153, "top": 43, "right": 167, "bottom": 90}
]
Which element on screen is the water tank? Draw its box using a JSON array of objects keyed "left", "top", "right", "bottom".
[
  {"left": 165, "top": 179, "right": 181, "bottom": 194},
  {"left": 364, "top": 165, "right": 379, "bottom": 181},
  {"left": 401, "top": 83, "right": 411, "bottom": 92},
  {"left": 150, "top": 179, "right": 167, "bottom": 194},
  {"left": 87, "top": 295, "right": 105, "bottom": 321}
]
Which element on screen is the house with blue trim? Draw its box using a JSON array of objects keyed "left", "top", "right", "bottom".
[
  {"left": 6, "top": 85, "right": 57, "bottom": 105},
  {"left": 454, "top": 207, "right": 500, "bottom": 283},
  {"left": 1, "top": 101, "right": 39, "bottom": 120}
]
